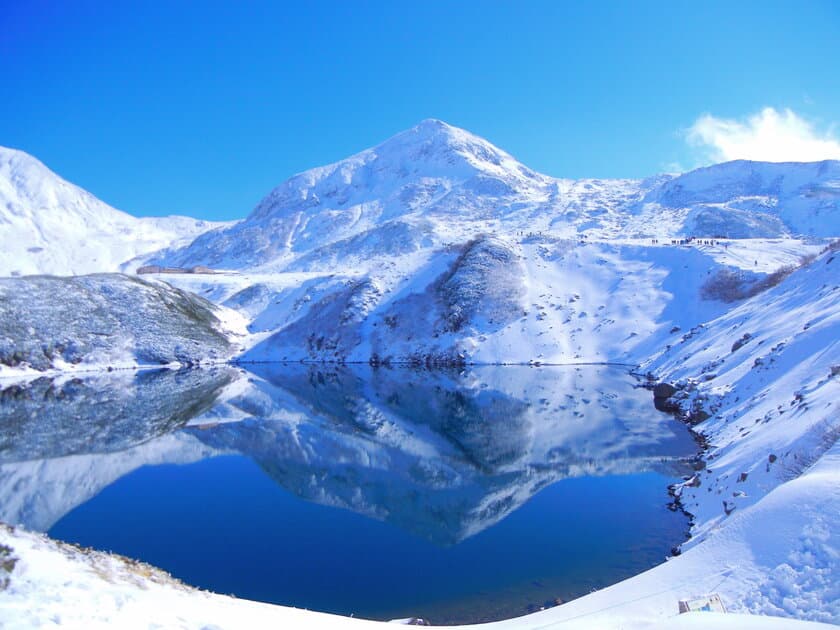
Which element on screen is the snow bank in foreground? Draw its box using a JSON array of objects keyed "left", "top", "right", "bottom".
[{"left": 0, "top": 523, "right": 383, "bottom": 630}]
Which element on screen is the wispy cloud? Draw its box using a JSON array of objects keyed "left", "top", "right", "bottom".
[{"left": 686, "top": 107, "right": 840, "bottom": 163}]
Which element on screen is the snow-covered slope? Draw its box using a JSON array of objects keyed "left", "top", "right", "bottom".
[
  {"left": 640, "top": 243, "right": 840, "bottom": 621},
  {"left": 225, "top": 235, "right": 820, "bottom": 366},
  {"left": 0, "top": 274, "right": 245, "bottom": 373},
  {"left": 0, "top": 146, "right": 229, "bottom": 277},
  {"left": 644, "top": 243, "right": 839, "bottom": 538}
]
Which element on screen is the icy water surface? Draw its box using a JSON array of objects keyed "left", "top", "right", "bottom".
[{"left": 0, "top": 365, "right": 696, "bottom": 624}]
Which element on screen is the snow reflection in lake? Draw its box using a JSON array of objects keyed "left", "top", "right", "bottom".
[{"left": 0, "top": 365, "right": 697, "bottom": 624}]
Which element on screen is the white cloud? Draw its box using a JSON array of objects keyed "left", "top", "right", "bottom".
[{"left": 686, "top": 107, "right": 840, "bottom": 163}]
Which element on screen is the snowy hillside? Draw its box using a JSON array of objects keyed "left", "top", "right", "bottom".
[
  {"left": 5, "top": 124, "right": 838, "bottom": 369},
  {"left": 0, "top": 274, "right": 245, "bottom": 374},
  {"left": 184, "top": 235, "right": 815, "bottom": 366},
  {"left": 135, "top": 120, "right": 837, "bottom": 366},
  {"left": 644, "top": 242, "right": 839, "bottom": 534},
  {"left": 0, "top": 146, "right": 228, "bottom": 277}
]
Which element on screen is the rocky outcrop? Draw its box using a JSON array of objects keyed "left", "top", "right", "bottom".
[{"left": 652, "top": 381, "right": 680, "bottom": 412}]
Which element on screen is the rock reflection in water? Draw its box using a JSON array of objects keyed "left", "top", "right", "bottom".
[
  {"left": 0, "top": 368, "right": 235, "bottom": 463},
  {"left": 0, "top": 368, "right": 235, "bottom": 530}
]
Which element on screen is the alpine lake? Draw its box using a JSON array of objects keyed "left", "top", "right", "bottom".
[{"left": 0, "top": 364, "right": 697, "bottom": 624}]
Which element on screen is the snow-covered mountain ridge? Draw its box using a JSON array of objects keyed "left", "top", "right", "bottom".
[
  {"left": 635, "top": 159, "right": 840, "bottom": 238},
  {"left": 4, "top": 122, "right": 839, "bottom": 370},
  {"left": 153, "top": 119, "right": 838, "bottom": 274},
  {"left": 4, "top": 122, "right": 838, "bottom": 284},
  {"left": 0, "top": 146, "right": 230, "bottom": 277}
]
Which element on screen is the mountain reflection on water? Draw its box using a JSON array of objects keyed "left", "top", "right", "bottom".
[
  {"left": 0, "top": 364, "right": 697, "bottom": 623},
  {"left": 189, "top": 363, "right": 696, "bottom": 544}
]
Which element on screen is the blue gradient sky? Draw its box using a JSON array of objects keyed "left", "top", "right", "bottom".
[{"left": 2, "top": 1, "right": 838, "bottom": 220}]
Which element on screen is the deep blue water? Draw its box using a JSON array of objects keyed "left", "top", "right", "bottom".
[{"left": 2, "top": 365, "right": 696, "bottom": 624}]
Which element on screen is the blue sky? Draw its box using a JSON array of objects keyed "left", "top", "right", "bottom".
[{"left": 2, "top": 1, "right": 839, "bottom": 220}]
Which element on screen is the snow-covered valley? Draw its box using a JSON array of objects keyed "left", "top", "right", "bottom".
[{"left": 0, "top": 121, "right": 838, "bottom": 628}]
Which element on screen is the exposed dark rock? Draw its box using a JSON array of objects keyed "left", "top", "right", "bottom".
[
  {"left": 654, "top": 396, "right": 681, "bottom": 413},
  {"left": 731, "top": 333, "right": 753, "bottom": 353},
  {"left": 687, "top": 409, "right": 711, "bottom": 425},
  {"left": 0, "top": 541, "right": 16, "bottom": 591},
  {"left": 653, "top": 382, "right": 678, "bottom": 399}
]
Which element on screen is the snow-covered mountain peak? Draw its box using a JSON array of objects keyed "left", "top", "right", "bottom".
[
  {"left": 386, "top": 117, "right": 472, "bottom": 150},
  {"left": 158, "top": 120, "right": 840, "bottom": 275},
  {"left": 379, "top": 118, "right": 529, "bottom": 172},
  {"left": 248, "top": 119, "right": 544, "bottom": 224},
  {"left": 156, "top": 121, "right": 559, "bottom": 270},
  {"left": 1, "top": 144, "right": 47, "bottom": 176},
  {"left": 408, "top": 117, "right": 456, "bottom": 134}
]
